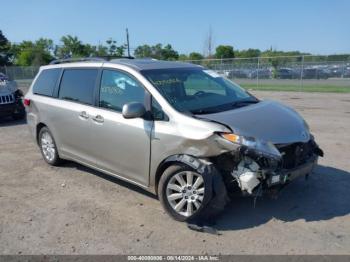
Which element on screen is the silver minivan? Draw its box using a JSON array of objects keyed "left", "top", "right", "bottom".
[{"left": 25, "top": 58, "right": 323, "bottom": 221}]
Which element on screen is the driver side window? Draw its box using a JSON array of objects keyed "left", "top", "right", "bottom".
[{"left": 99, "top": 69, "right": 145, "bottom": 112}]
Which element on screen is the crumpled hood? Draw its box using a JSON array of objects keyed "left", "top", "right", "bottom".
[{"left": 198, "top": 100, "right": 310, "bottom": 144}]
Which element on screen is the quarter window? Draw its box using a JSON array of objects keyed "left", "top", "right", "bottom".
[
  {"left": 59, "top": 69, "right": 98, "bottom": 105},
  {"left": 33, "top": 68, "right": 61, "bottom": 96},
  {"left": 152, "top": 97, "right": 168, "bottom": 121},
  {"left": 99, "top": 70, "right": 145, "bottom": 112}
]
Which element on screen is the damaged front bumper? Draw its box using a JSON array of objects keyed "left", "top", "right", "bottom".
[
  {"left": 216, "top": 137, "right": 324, "bottom": 197},
  {"left": 266, "top": 154, "right": 317, "bottom": 188}
]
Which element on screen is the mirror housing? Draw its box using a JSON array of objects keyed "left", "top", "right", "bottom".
[{"left": 122, "top": 102, "right": 146, "bottom": 119}]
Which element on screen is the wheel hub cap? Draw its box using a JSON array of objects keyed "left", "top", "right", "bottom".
[
  {"left": 41, "top": 132, "right": 55, "bottom": 162},
  {"left": 166, "top": 171, "right": 205, "bottom": 217}
]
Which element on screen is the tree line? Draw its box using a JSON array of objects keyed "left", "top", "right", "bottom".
[{"left": 0, "top": 30, "right": 349, "bottom": 67}]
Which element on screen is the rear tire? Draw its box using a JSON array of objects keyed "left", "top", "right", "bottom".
[
  {"left": 158, "top": 164, "right": 210, "bottom": 222},
  {"left": 38, "top": 127, "right": 61, "bottom": 166}
]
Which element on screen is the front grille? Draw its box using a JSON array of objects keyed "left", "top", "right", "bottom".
[
  {"left": 277, "top": 140, "right": 315, "bottom": 169},
  {"left": 0, "top": 94, "right": 15, "bottom": 105}
]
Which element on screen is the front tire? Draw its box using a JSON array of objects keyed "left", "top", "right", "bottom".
[
  {"left": 158, "top": 164, "right": 209, "bottom": 222},
  {"left": 39, "top": 127, "right": 61, "bottom": 166}
]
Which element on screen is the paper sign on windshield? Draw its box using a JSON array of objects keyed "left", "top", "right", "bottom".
[{"left": 203, "top": 70, "right": 221, "bottom": 78}]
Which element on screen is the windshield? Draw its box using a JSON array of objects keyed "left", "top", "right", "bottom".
[{"left": 141, "top": 67, "right": 258, "bottom": 114}]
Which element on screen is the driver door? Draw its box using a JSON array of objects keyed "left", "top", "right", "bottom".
[{"left": 88, "top": 69, "right": 153, "bottom": 186}]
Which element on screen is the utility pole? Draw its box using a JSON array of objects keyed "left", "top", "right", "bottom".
[
  {"left": 126, "top": 28, "right": 130, "bottom": 57},
  {"left": 207, "top": 27, "right": 213, "bottom": 57}
]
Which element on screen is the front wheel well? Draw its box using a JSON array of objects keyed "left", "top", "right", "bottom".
[
  {"left": 154, "top": 154, "right": 208, "bottom": 196},
  {"left": 155, "top": 161, "right": 178, "bottom": 196},
  {"left": 36, "top": 123, "right": 47, "bottom": 145}
]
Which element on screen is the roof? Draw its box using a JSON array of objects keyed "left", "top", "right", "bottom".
[
  {"left": 107, "top": 58, "right": 202, "bottom": 71},
  {"left": 43, "top": 58, "right": 202, "bottom": 71}
]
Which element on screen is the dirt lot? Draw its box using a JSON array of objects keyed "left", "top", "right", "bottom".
[{"left": 0, "top": 91, "right": 349, "bottom": 255}]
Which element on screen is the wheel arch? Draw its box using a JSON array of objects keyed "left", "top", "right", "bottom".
[
  {"left": 36, "top": 122, "right": 47, "bottom": 145},
  {"left": 154, "top": 154, "right": 209, "bottom": 196}
]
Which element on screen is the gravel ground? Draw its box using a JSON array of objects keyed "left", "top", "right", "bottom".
[{"left": 0, "top": 91, "right": 349, "bottom": 255}]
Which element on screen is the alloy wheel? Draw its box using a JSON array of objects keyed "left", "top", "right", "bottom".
[
  {"left": 166, "top": 171, "right": 205, "bottom": 217},
  {"left": 41, "top": 131, "right": 56, "bottom": 162}
]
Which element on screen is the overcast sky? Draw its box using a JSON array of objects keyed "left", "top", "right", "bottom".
[{"left": 2, "top": 0, "right": 349, "bottom": 54}]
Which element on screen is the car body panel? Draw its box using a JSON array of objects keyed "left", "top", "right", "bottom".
[
  {"left": 86, "top": 106, "right": 153, "bottom": 186},
  {"left": 198, "top": 100, "right": 310, "bottom": 144}
]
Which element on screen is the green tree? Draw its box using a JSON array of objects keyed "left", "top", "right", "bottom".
[
  {"left": 106, "top": 38, "right": 125, "bottom": 57},
  {"left": 160, "top": 44, "right": 179, "bottom": 60},
  {"left": 178, "top": 54, "right": 188, "bottom": 60},
  {"left": 215, "top": 45, "right": 235, "bottom": 59},
  {"left": 91, "top": 44, "right": 108, "bottom": 57},
  {"left": 134, "top": 43, "right": 178, "bottom": 60},
  {"left": 134, "top": 44, "right": 153, "bottom": 58},
  {"left": 0, "top": 30, "right": 11, "bottom": 65},
  {"left": 236, "top": 48, "right": 261, "bottom": 58},
  {"left": 188, "top": 52, "right": 204, "bottom": 60},
  {"left": 55, "top": 35, "right": 89, "bottom": 58},
  {"left": 11, "top": 38, "right": 54, "bottom": 66}
]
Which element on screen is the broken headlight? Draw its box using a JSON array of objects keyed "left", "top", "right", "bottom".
[{"left": 220, "top": 133, "right": 282, "bottom": 159}]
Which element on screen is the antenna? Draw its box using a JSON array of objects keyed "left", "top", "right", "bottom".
[{"left": 126, "top": 28, "right": 131, "bottom": 57}]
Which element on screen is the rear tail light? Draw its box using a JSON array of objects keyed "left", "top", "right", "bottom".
[{"left": 23, "top": 99, "right": 31, "bottom": 106}]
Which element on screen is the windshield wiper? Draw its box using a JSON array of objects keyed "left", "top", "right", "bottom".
[
  {"left": 189, "top": 99, "right": 259, "bottom": 115},
  {"left": 231, "top": 99, "right": 259, "bottom": 108},
  {"left": 190, "top": 108, "right": 218, "bottom": 115}
]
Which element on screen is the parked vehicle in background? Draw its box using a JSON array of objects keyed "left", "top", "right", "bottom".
[
  {"left": 25, "top": 58, "right": 323, "bottom": 222},
  {"left": 0, "top": 79, "right": 26, "bottom": 120},
  {"left": 343, "top": 67, "right": 350, "bottom": 78},
  {"left": 248, "top": 68, "right": 272, "bottom": 79},
  {"left": 0, "top": 72, "right": 9, "bottom": 82},
  {"left": 328, "top": 65, "right": 343, "bottom": 78},
  {"left": 302, "top": 68, "right": 329, "bottom": 79},
  {"left": 228, "top": 69, "right": 251, "bottom": 79},
  {"left": 276, "top": 68, "right": 299, "bottom": 79}
]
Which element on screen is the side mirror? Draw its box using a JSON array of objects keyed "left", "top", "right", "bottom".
[{"left": 122, "top": 102, "right": 146, "bottom": 119}]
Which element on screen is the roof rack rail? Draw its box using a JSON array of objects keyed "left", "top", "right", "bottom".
[
  {"left": 110, "top": 56, "right": 135, "bottom": 60},
  {"left": 49, "top": 57, "right": 106, "bottom": 65},
  {"left": 49, "top": 56, "right": 135, "bottom": 65}
]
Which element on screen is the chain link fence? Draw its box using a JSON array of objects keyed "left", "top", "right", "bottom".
[
  {"left": 186, "top": 55, "right": 350, "bottom": 92},
  {"left": 1, "top": 55, "right": 350, "bottom": 93}
]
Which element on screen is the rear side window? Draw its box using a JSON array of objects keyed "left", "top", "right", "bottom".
[
  {"left": 59, "top": 69, "right": 98, "bottom": 105},
  {"left": 33, "top": 69, "right": 61, "bottom": 96}
]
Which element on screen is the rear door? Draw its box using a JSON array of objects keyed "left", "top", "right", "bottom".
[
  {"left": 88, "top": 69, "right": 152, "bottom": 186},
  {"left": 50, "top": 68, "right": 99, "bottom": 165}
]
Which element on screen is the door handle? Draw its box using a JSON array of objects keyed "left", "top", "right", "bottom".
[
  {"left": 92, "top": 115, "right": 104, "bottom": 123},
  {"left": 79, "top": 111, "right": 89, "bottom": 119}
]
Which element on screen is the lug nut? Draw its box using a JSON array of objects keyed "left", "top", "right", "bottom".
[
  {"left": 185, "top": 196, "right": 188, "bottom": 199},
  {"left": 193, "top": 190, "right": 196, "bottom": 194},
  {"left": 188, "top": 186, "right": 192, "bottom": 190}
]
